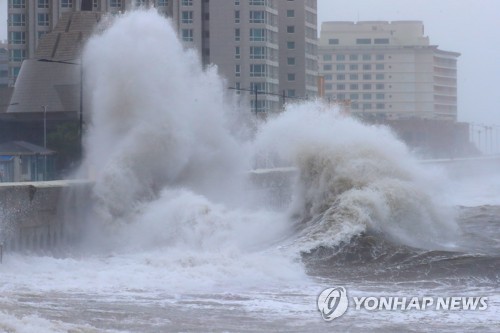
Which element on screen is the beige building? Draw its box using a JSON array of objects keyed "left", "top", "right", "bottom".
[
  {"left": 278, "top": 0, "right": 318, "bottom": 101},
  {"left": 319, "top": 21, "right": 459, "bottom": 121},
  {"left": 7, "top": 0, "right": 317, "bottom": 113}
]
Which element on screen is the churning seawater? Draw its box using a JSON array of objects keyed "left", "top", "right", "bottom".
[{"left": 1, "top": 10, "right": 499, "bottom": 333}]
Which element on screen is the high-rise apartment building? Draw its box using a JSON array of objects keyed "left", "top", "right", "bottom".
[
  {"left": 319, "top": 21, "right": 459, "bottom": 121},
  {"left": 6, "top": 0, "right": 317, "bottom": 113},
  {"left": 278, "top": 0, "right": 317, "bottom": 100},
  {"left": 177, "top": 0, "right": 318, "bottom": 112}
]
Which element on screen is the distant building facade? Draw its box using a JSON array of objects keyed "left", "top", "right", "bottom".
[
  {"left": 6, "top": 0, "right": 317, "bottom": 113},
  {"left": 318, "top": 21, "right": 459, "bottom": 121},
  {"left": 0, "top": 42, "right": 8, "bottom": 86}
]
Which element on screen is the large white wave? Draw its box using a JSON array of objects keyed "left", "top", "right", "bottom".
[{"left": 67, "top": 9, "right": 459, "bottom": 289}]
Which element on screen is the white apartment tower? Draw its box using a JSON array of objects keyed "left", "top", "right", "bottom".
[
  {"left": 319, "top": 21, "right": 459, "bottom": 121},
  {"left": 208, "top": 0, "right": 280, "bottom": 113},
  {"left": 278, "top": 0, "right": 317, "bottom": 101},
  {"left": 7, "top": 0, "right": 317, "bottom": 113}
]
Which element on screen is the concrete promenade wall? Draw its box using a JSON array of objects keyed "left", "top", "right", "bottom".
[
  {"left": 0, "top": 180, "right": 92, "bottom": 253},
  {"left": 0, "top": 155, "right": 498, "bottom": 254}
]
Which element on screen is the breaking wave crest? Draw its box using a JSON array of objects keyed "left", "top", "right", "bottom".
[
  {"left": 74, "top": 9, "right": 462, "bottom": 285},
  {"left": 254, "top": 103, "right": 459, "bottom": 253}
]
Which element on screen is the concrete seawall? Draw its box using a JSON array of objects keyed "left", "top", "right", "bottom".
[
  {"left": 0, "top": 180, "right": 92, "bottom": 253},
  {"left": 1, "top": 155, "right": 498, "bottom": 254}
]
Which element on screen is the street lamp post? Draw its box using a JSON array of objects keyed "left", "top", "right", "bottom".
[
  {"left": 41, "top": 105, "right": 48, "bottom": 180},
  {"left": 38, "top": 58, "right": 83, "bottom": 159}
]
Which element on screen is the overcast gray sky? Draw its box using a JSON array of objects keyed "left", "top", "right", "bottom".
[{"left": 1, "top": 0, "right": 499, "bottom": 125}]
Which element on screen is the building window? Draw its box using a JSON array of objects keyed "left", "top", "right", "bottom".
[
  {"left": 336, "top": 64, "right": 345, "bottom": 71},
  {"left": 376, "top": 93, "right": 385, "bottom": 100},
  {"left": 349, "top": 74, "right": 358, "bottom": 80},
  {"left": 250, "top": 11, "right": 265, "bottom": 23},
  {"left": 363, "top": 93, "right": 372, "bottom": 100},
  {"left": 349, "top": 64, "right": 358, "bottom": 70},
  {"left": 362, "top": 54, "right": 371, "bottom": 61},
  {"left": 337, "top": 74, "right": 345, "bottom": 80},
  {"left": 235, "top": 0, "right": 240, "bottom": 5},
  {"left": 182, "top": 0, "right": 193, "bottom": 5},
  {"left": 376, "top": 54, "right": 385, "bottom": 60},
  {"left": 363, "top": 74, "right": 371, "bottom": 80},
  {"left": 10, "top": 66, "right": 21, "bottom": 77},
  {"left": 182, "top": 11, "right": 193, "bottom": 24},
  {"left": 324, "top": 74, "right": 332, "bottom": 80},
  {"left": 287, "top": 41, "right": 295, "bottom": 49},
  {"left": 9, "top": 0, "right": 25, "bottom": 8},
  {"left": 286, "top": 10, "right": 295, "bottom": 17},
  {"left": 374, "top": 39, "right": 389, "bottom": 45},
  {"left": 287, "top": 57, "right": 295, "bottom": 65},
  {"left": 356, "top": 38, "right": 371, "bottom": 44},
  {"left": 323, "top": 54, "right": 332, "bottom": 61},
  {"left": 362, "top": 84, "right": 372, "bottom": 90},
  {"left": 235, "top": 64, "right": 240, "bottom": 77},
  {"left": 323, "top": 64, "right": 332, "bottom": 71},
  {"left": 38, "top": 13, "right": 49, "bottom": 26},
  {"left": 350, "top": 93, "right": 359, "bottom": 100},
  {"left": 351, "top": 103, "right": 359, "bottom": 109},
  {"left": 250, "top": 46, "right": 265, "bottom": 59},
  {"left": 376, "top": 74, "right": 385, "bottom": 80},
  {"left": 376, "top": 83, "right": 384, "bottom": 90},
  {"left": 235, "top": 46, "right": 240, "bottom": 59},
  {"left": 325, "top": 84, "right": 333, "bottom": 90},
  {"left": 287, "top": 89, "right": 296, "bottom": 97},
  {"left": 250, "top": 82, "right": 266, "bottom": 93},
  {"left": 288, "top": 73, "right": 295, "bottom": 81},
  {"left": 8, "top": 14, "right": 25, "bottom": 26},
  {"left": 235, "top": 10, "right": 240, "bottom": 23},
  {"left": 250, "top": 64, "right": 266, "bottom": 77},
  {"left": 362, "top": 64, "right": 372, "bottom": 70},
  {"left": 363, "top": 103, "right": 372, "bottom": 110},
  {"left": 249, "top": 0, "right": 265, "bottom": 4},
  {"left": 376, "top": 64, "right": 384, "bottom": 70},
  {"left": 9, "top": 49, "right": 26, "bottom": 62},
  {"left": 182, "top": 29, "right": 193, "bottom": 41},
  {"left": 336, "top": 54, "right": 345, "bottom": 61},
  {"left": 9, "top": 31, "right": 25, "bottom": 44},
  {"left": 350, "top": 84, "right": 358, "bottom": 90},
  {"left": 328, "top": 38, "right": 339, "bottom": 45},
  {"left": 337, "top": 84, "right": 345, "bottom": 90},
  {"left": 38, "top": 31, "right": 47, "bottom": 40},
  {"left": 235, "top": 28, "right": 240, "bottom": 41},
  {"left": 287, "top": 25, "right": 295, "bottom": 33},
  {"left": 349, "top": 54, "right": 358, "bottom": 61},
  {"left": 38, "top": 0, "right": 49, "bottom": 8},
  {"left": 110, "top": 0, "right": 121, "bottom": 7},
  {"left": 376, "top": 103, "right": 385, "bottom": 109},
  {"left": 157, "top": 0, "right": 168, "bottom": 6},
  {"left": 250, "top": 28, "right": 265, "bottom": 41},
  {"left": 61, "top": 0, "right": 72, "bottom": 8}
]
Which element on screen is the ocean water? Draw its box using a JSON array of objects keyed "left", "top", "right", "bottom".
[{"left": 1, "top": 10, "right": 499, "bottom": 333}]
